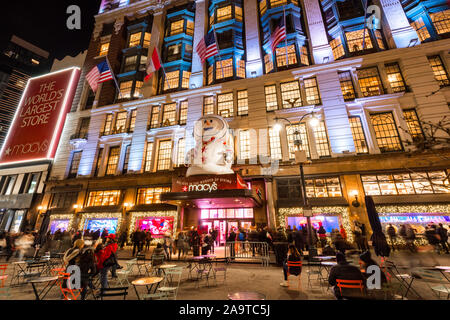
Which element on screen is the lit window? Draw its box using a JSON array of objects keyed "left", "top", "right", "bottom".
[
  {"left": 31, "top": 58, "right": 40, "bottom": 65},
  {"left": 276, "top": 45, "right": 297, "bottom": 67},
  {"left": 411, "top": 18, "right": 431, "bottom": 41},
  {"left": 300, "top": 46, "right": 309, "bottom": 66},
  {"left": 280, "top": 81, "right": 302, "bottom": 109},
  {"left": 385, "top": 63, "right": 406, "bottom": 93},
  {"left": 430, "top": 9, "right": 450, "bottom": 35},
  {"left": 349, "top": 116, "right": 368, "bottom": 154},
  {"left": 114, "top": 112, "right": 127, "bottom": 134},
  {"left": 217, "top": 93, "right": 234, "bottom": 118},
  {"left": 217, "top": 6, "right": 232, "bottom": 23},
  {"left": 287, "top": 124, "right": 310, "bottom": 159},
  {"left": 128, "top": 109, "right": 137, "bottom": 133},
  {"left": 164, "top": 70, "right": 180, "bottom": 91},
  {"left": 265, "top": 85, "right": 278, "bottom": 111},
  {"left": 177, "top": 138, "right": 186, "bottom": 167},
  {"left": 235, "top": 6, "right": 243, "bottom": 22},
  {"left": 270, "top": 0, "right": 287, "bottom": 8},
  {"left": 269, "top": 128, "right": 282, "bottom": 160},
  {"left": 162, "top": 103, "right": 177, "bottom": 127},
  {"left": 123, "top": 55, "right": 138, "bottom": 73},
  {"left": 403, "top": 109, "right": 424, "bottom": 142},
  {"left": 305, "top": 177, "right": 342, "bottom": 198},
  {"left": 94, "top": 148, "right": 104, "bottom": 177},
  {"left": 87, "top": 190, "right": 121, "bottom": 207},
  {"left": 106, "top": 147, "right": 121, "bottom": 176},
  {"left": 134, "top": 81, "right": 143, "bottom": 98},
  {"left": 119, "top": 81, "right": 133, "bottom": 99},
  {"left": 236, "top": 59, "right": 246, "bottom": 79},
  {"left": 370, "top": 112, "right": 403, "bottom": 152},
  {"left": 99, "top": 42, "right": 109, "bottom": 56},
  {"left": 357, "top": 67, "right": 384, "bottom": 97},
  {"left": 375, "top": 30, "right": 385, "bottom": 50},
  {"left": 144, "top": 142, "right": 154, "bottom": 172},
  {"left": 346, "top": 29, "right": 373, "bottom": 52},
  {"left": 339, "top": 71, "right": 356, "bottom": 101},
  {"left": 179, "top": 101, "right": 188, "bottom": 125},
  {"left": 170, "top": 20, "right": 184, "bottom": 36},
  {"left": 182, "top": 71, "right": 191, "bottom": 89},
  {"left": 69, "top": 152, "right": 82, "bottom": 178},
  {"left": 427, "top": 55, "right": 450, "bottom": 87},
  {"left": 216, "top": 59, "right": 233, "bottom": 80},
  {"left": 143, "top": 32, "right": 151, "bottom": 48},
  {"left": 207, "top": 65, "right": 214, "bottom": 85},
  {"left": 166, "top": 43, "right": 182, "bottom": 62},
  {"left": 129, "top": 31, "right": 142, "bottom": 47},
  {"left": 203, "top": 96, "right": 215, "bottom": 115},
  {"left": 137, "top": 187, "right": 171, "bottom": 205},
  {"left": 157, "top": 140, "right": 173, "bottom": 171},
  {"left": 123, "top": 145, "right": 130, "bottom": 174},
  {"left": 330, "top": 36, "right": 345, "bottom": 60},
  {"left": 313, "top": 121, "right": 331, "bottom": 157},
  {"left": 103, "top": 114, "right": 113, "bottom": 136},
  {"left": 259, "top": 0, "right": 267, "bottom": 16},
  {"left": 149, "top": 106, "right": 161, "bottom": 129},
  {"left": 237, "top": 90, "right": 248, "bottom": 116},
  {"left": 186, "top": 20, "right": 194, "bottom": 36},
  {"left": 264, "top": 54, "right": 274, "bottom": 73},
  {"left": 239, "top": 130, "right": 251, "bottom": 160},
  {"left": 304, "top": 77, "right": 321, "bottom": 105}
]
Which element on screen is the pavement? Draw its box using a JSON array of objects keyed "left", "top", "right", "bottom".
[{"left": 0, "top": 246, "right": 449, "bottom": 301}]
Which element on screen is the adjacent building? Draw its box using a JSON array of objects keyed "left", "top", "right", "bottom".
[{"left": 36, "top": 0, "right": 450, "bottom": 243}]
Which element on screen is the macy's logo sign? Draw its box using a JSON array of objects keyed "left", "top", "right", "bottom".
[{"left": 188, "top": 182, "right": 218, "bottom": 193}]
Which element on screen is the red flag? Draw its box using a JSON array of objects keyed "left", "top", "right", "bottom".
[{"left": 145, "top": 48, "right": 162, "bottom": 82}]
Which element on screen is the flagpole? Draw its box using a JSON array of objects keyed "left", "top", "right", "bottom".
[
  {"left": 157, "top": 47, "right": 171, "bottom": 90},
  {"left": 283, "top": 6, "right": 289, "bottom": 67},
  {"left": 105, "top": 56, "right": 123, "bottom": 100},
  {"left": 212, "top": 25, "right": 225, "bottom": 79},
  {"left": 362, "top": 0, "right": 369, "bottom": 51}
]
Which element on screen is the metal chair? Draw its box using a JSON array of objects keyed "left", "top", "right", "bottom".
[
  {"left": 412, "top": 267, "right": 450, "bottom": 300},
  {"left": 136, "top": 254, "right": 150, "bottom": 276},
  {"left": 212, "top": 261, "right": 227, "bottom": 285},
  {"left": 384, "top": 260, "right": 421, "bottom": 299},
  {"left": 116, "top": 259, "right": 137, "bottom": 286},
  {"left": 286, "top": 261, "right": 303, "bottom": 291},
  {"left": 336, "top": 279, "right": 366, "bottom": 299},
  {"left": 195, "top": 259, "right": 214, "bottom": 288},
  {"left": 99, "top": 287, "right": 129, "bottom": 300},
  {"left": 59, "top": 272, "right": 82, "bottom": 301},
  {"left": 157, "top": 267, "right": 183, "bottom": 300},
  {"left": 306, "top": 261, "right": 325, "bottom": 291},
  {"left": 0, "top": 264, "right": 10, "bottom": 298}
]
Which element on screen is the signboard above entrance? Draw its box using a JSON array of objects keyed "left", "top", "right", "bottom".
[{"left": 173, "top": 173, "right": 248, "bottom": 193}]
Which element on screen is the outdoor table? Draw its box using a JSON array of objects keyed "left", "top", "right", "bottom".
[
  {"left": 10, "top": 262, "right": 27, "bottom": 286},
  {"left": 228, "top": 291, "right": 266, "bottom": 300},
  {"left": 155, "top": 264, "right": 177, "bottom": 278},
  {"left": 320, "top": 261, "right": 337, "bottom": 288},
  {"left": 312, "top": 256, "right": 335, "bottom": 261},
  {"left": 28, "top": 276, "right": 59, "bottom": 300},
  {"left": 132, "top": 277, "right": 163, "bottom": 300},
  {"left": 431, "top": 266, "right": 450, "bottom": 283},
  {"left": 187, "top": 257, "right": 214, "bottom": 280}
]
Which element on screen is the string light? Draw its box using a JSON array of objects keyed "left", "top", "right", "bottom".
[{"left": 48, "top": 214, "right": 76, "bottom": 231}]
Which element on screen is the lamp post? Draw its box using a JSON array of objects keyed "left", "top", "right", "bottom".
[{"left": 274, "top": 111, "right": 320, "bottom": 257}]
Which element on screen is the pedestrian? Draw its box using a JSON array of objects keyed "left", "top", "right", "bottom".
[
  {"left": 425, "top": 224, "right": 440, "bottom": 253},
  {"left": 210, "top": 228, "right": 218, "bottom": 253},
  {"left": 77, "top": 242, "right": 97, "bottom": 300},
  {"left": 280, "top": 244, "right": 302, "bottom": 287},
  {"left": 191, "top": 228, "right": 201, "bottom": 257},
  {"left": 227, "top": 228, "right": 237, "bottom": 259},
  {"left": 359, "top": 251, "right": 387, "bottom": 284},
  {"left": 318, "top": 225, "right": 327, "bottom": 248},
  {"left": 118, "top": 231, "right": 127, "bottom": 250},
  {"left": 273, "top": 228, "right": 289, "bottom": 267},
  {"left": 339, "top": 225, "right": 347, "bottom": 241},
  {"left": 176, "top": 232, "right": 187, "bottom": 260},
  {"left": 386, "top": 224, "right": 397, "bottom": 251},
  {"left": 328, "top": 252, "right": 366, "bottom": 300},
  {"left": 437, "top": 223, "right": 449, "bottom": 254},
  {"left": 152, "top": 243, "right": 165, "bottom": 268},
  {"left": 247, "top": 227, "right": 259, "bottom": 256},
  {"left": 294, "top": 227, "right": 304, "bottom": 254},
  {"left": 145, "top": 231, "right": 152, "bottom": 251},
  {"left": 131, "top": 230, "right": 140, "bottom": 256},
  {"left": 163, "top": 232, "right": 173, "bottom": 260},
  {"left": 15, "top": 232, "right": 34, "bottom": 261},
  {"left": 353, "top": 223, "right": 364, "bottom": 252},
  {"left": 95, "top": 235, "right": 118, "bottom": 289},
  {"left": 201, "top": 233, "right": 211, "bottom": 255}
]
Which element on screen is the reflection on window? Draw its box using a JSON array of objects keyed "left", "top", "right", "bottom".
[
  {"left": 87, "top": 190, "right": 121, "bottom": 207},
  {"left": 270, "top": 0, "right": 288, "bottom": 8},
  {"left": 349, "top": 116, "right": 368, "bottom": 154},
  {"left": 264, "top": 54, "right": 274, "bottom": 73},
  {"left": 305, "top": 177, "right": 342, "bottom": 198},
  {"left": 137, "top": 187, "right": 171, "bottom": 205},
  {"left": 123, "top": 145, "right": 130, "bottom": 174},
  {"left": 106, "top": 147, "right": 120, "bottom": 176},
  {"left": 216, "top": 59, "right": 233, "bottom": 80},
  {"left": 217, "top": 93, "right": 234, "bottom": 118},
  {"left": 123, "top": 55, "right": 138, "bottom": 73},
  {"left": 385, "top": 63, "right": 406, "bottom": 93},
  {"left": 287, "top": 123, "right": 310, "bottom": 158},
  {"left": 182, "top": 71, "right": 191, "bottom": 89},
  {"left": 370, "top": 112, "right": 403, "bottom": 152},
  {"left": 162, "top": 103, "right": 177, "bottom": 127},
  {"left": 430, "top": 9, "right": 450, "bottom": 35},
  {"left": 129, "top": 110, "right": 137, "bottom": 133},
  {"left": 143, "top": 33, "right": 151, "bottom": 48},
  {"left": 115, "top": 112, "right": 127, "bottom": 134},
  {"left": 346, "top": 29, "right": 373, "bottom": 52},
  {"left": 237, "top": 90, "right": 248, "bottom": 116},
  {"left": 304, "top": 77, "right": 321, "bottom": 105},
  {"left": 362, "top": 171, "right": 450, "bottom": 195},
  {"left": 186, "top": 20, "right": 194, "bottom": 36},
  {"left": 157, "top": 140, "right": 172, "bottom": 171},
  {"left": 103, "top": 114, "right": 113, "bottom": 136},
  {"left": 269, "top": 128, "right": 282, "bottom": 160},
  {"left": 134, "top": 81, "right": 143, "bottom": 98},
  {"left": 339, "top": 71, "right": 356, "bottom": 101},
  {"left": 259, "top": 0, "right": 267, "bottom": 16},
  {"left": 280, "top": 81, "right": 302, "bottom": 109},
  {"left": 94, "top": 148, "right": 104, "bottom": 177},
  {"left": 313, "top": 121, "right": 331, "bottom": 157},
  {"left": 357, "top": 67, "right": 384, "bottom": 97},
  {"left": 129, "top": 32, "right": 142, "bottom": 47},
  {"left": 201, "top": 208, "right": 254, "bottom": 219},
  {"left": 330, "top": 36, "right": 345, "bottom": 59},
  {"left": 375, "top": 30, "right": 385, "bottom": 49},
  {"left": 427, "top": 55, "right": 450, "bottom": 87},
  {"left": 411, "top": 18, "right": 431, "bottom": 41},
  {"left": 277, "top": 178, "right": 301, "bottom": 200},
  {"left": 144, "top": 142, "right": 154, "bottom": 172},
  {"left": 403, "top": 109, "right": 424, "bottom": 142},
  {"left": 265, "top": 85, "right": 278, "bottom": 111},
  {"left": 69, "top": 152, "right": 82, "bottom": 178},
  {"left": 276, "top": 45, "right": 297, "bottom": 67},
  {"left": 236, "top": 59, "right": 246, "bottom": 78}
]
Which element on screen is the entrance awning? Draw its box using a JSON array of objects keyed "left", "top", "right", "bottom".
[{"left": 161, "top": 189, "right": 263, "bottom": 209}]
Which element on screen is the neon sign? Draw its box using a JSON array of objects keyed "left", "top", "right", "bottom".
[{"left": 379, "top": 215, "right": 450, "bottom": 224}]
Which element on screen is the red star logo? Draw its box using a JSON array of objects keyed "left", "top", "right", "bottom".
[{"left": 182, "top": 186, "right": 188, "bottom": 192}]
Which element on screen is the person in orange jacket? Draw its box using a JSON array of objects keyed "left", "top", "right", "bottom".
[{"left": 340, "top": 225, "right": 347, "bottom": 241}]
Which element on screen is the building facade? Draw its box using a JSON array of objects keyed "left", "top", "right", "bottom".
[{"left": 36, "top": 0, "right": 450, "bottom": 242}]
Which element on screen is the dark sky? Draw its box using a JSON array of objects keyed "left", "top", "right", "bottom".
[{"left": 1, "top": 0, "right": 102, "bottom": 60}]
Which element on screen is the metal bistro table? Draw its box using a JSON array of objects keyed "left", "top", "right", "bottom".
[
  {"left": 188, "top": 256, "right": 215, "bottom": 280},
  {"left": 155, "top": 264, "right": 177, "bottom": 278},
  {"left": 228, "top": 291, "right": 266, "bottom": 300},
  {"left": 28, "top": 276, "right": 59, "bottom": 300},
  {"left": 132, "top": 277, "right": 163, "bottom": 300},
  {"left": 433, "top": 266, "right": 450, "bottom": 283}
]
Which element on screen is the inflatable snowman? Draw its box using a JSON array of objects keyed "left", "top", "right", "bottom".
[{"left": 186, "top": 115, "right": 234, "bottom": 177}]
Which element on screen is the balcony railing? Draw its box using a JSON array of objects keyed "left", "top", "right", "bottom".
[{"left": 70, "top": 133, "right": 88, "bottom": 140}]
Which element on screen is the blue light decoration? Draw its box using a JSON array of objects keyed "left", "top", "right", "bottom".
[
  {"left": 49, "top": 219, "right": 70, "bottom": 234},
  {"left": 379, "top": 215, "right": 450, "bottom": 224},
  {"left": 287, "top": 216, "right": 340, "bottom": 233},
  {"left": 85, "top": 218, "right": 119, "bottom": 234}
]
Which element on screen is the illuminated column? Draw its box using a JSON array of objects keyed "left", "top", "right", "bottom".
[
  {"left": 375, "top": 0, "right": 420, "bottom": 48},
  {"left": 146, "top": 10, "right": 166, "bottom": 96},
  {"left": 302, "top": 0, "right": 334, "bottom": 64},
  {"left": 190, "top": 0, "right": 207, "bottom": 89},
  {"left": 316, "top": 71, "right": 356, "bottom": 155},
  {"left": 77, "top": 113, "right": 105, "bottom": 177},
  {"left": 128, "top": 105, "right": 151, "bottom": 173},
  {"left": 244, "top": 0, "right": 263, "bottom": 78},
  {"left": 185, "top": 95, "right": 204, "bottom": 158},
  {"left": 264, "top": 179, "right": 277, "bottom": 229}
]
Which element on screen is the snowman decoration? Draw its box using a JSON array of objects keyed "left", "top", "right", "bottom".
[{"left": 186, "top": 115, "right": 234, "bottom": 177}]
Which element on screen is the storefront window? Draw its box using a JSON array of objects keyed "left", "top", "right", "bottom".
[
  {"left": 137, "top": 187, "right": 171, "bottom": 205},
  {"left": 87, "top": 190, "right": 121, "bottom": 207},
  {"left": 201, "top": 208, "right": 254, "bottom": 219},
  {"left": 51, "top": 192, "right": 78, "bottom": 209}
]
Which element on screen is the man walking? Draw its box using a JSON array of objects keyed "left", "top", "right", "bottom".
[
  {"left": 387, "top": 224, "right": 397, "bottom": 251},
  {"left": 437, "top": 223, "right": 449, "bottom": 254}
]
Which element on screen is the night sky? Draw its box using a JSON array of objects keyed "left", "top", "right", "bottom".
[{"left": 1, "top": 0, "right": 102, "bottom": 60}]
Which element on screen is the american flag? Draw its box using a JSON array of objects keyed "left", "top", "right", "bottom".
[
  {"left": 86, "top": 61, "right": 114, "bottom": 92},
  {"left": 270, "top": 18, "right": 287, "bottom": 54},
  {"left": 196, "top": 31, "right": 219, "bottom": 64}
]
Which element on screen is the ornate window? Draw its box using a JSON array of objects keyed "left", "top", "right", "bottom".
[
  {"left": 162, "top": 103, "right": 177, "bottom": 127},
  {"left": 119, "top": 81, "right": 133, "bottom": 99},
  {"left": 427, "top": 55, "right": 450, "bottom": 87},
  {"left": 313, "top": 121, "right": 331, "bottom": 157},
  {"left": 269, "top": 127, "right": 282, "bottom": 160},
  {"left": 370, "top": 112, "right": 403, "bottom": 152},
  {"left": 330, "top": 37, "right": 345, "bottom": 60},
  {"left": 403, "top": 109, "right": 424, "bottom": 142},
  {"left": 157, "top": 140, "right": 173, "bottom": 171},
  {"left": 105, "top": 147, "right": 120, "bottom": 176},
  {"left": 217, "top": 93, "right": 234, "bottom": 118},
  {"left": 137, "top": 187, "right": 171, "bottom": 205},
  {"left": 339, "top": 71, "right": 356, "bottom": 101},
  {"left": 182, "top": 71, "right": 191, "bottom": 89},
  {"left": 217, "top": 5, "right": 233, "bottom": 23},
  {"left": 286, "top": 123, "right": 310, "bottom": 159},
  {"left": 385, "top": 63, "right": 406, "bottom": 93},
  {"left": 349, "top": 116, "right": 368, "bottom": 154},
  {"left": 103, "top": 114, "right": 113, "bottom": 136},
  {"left": 87, "top": 190, "right": 121, "bottom": 207},
  {"left": 345, "top": 29, "right": 373, "bottom": 52},
  {"left": 237, "top": 90, "right": 249, "bottom": 116},
  {"left": 149, "top": 106, "right": 161, "bottom": 129},
  {"left": 164, "top": 70, "right": 180, "bottom": 91},
  {"left": 170, "top": 20, "right": 185, "bottom": 36},
  {"left": 215, "top": 59, "right": 234, "bottom": 80},
  {"left": 99, "top": 42, "right": 109, "bottom": 56},
  {"left": 264, "top": 54, "right": 274, "bottom": 73},
  {"left": 114, "top": 112, "right": 127, "bottom": 134},
  {"left": 280, "top": 81, "right": 302, "bottom": 109},
  {"left": 276, "top": 45, "right": 297, "bottom": 68},
  {"left": 265, "top": 85, "right": 278, "bottom": 111},
  {"left": 357, "top": 67, "right": 384, "bottom": 97}
]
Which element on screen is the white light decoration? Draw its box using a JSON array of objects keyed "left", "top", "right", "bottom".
[
  {"left": 78, "top": 212, "right": 123, "bottom": 234},
  {"left": 128, "top": 211, "right": 178, "bottom": 242}
]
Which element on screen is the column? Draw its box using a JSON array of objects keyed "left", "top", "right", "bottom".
[
  {"left": 185, "top": 95, "right": 204, "bottom": 160},
  {"left": 316, "top": 71, "right": 356, "bottom": 155},
  {"left": 145, "top": 10, "right": 166, "bottom": 96},
  {"left": 77, "top": 113, "right": 105, "bottom": 177},
  {"left": 128, "top": 105, "right": 151, "bottom": 173},
  {"left": 376, "top": 0, "right": 420, "bottom": 48},
  {"left": 302, "top": 0, "right": 334, "bottom": 64},
  {"left": 190, "top": 0, "right": 207, "bottom": 89},
  {"left": 264, "top": 179, "right": 277, "bottom": 229},
  {"left": 244, "top": 0, "right": 263, "bottom": 78}
]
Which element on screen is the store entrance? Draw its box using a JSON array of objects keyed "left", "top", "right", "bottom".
[{"left": 201, "top": 219, "right": 254, "bottom": 246}]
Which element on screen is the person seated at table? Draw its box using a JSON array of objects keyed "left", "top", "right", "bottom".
[
  {"left": 322, "top": 245, "right": 336, "bottom": 256},
  {"left": 280, "top": 244, "right": 302, "bottom": 287},
  {"left": 359, "top": 251, "right": 387, "bottom": 284},
  {"left": 328, "top": 252, "right": 366, "bottom": 300},
  {"left": 152, "top": 243, "right": 165, "bottom": 267}
]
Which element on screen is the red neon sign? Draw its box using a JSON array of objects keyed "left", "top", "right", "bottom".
[{"left": 0, "top": 68, "right": 80, "bottom": 165}]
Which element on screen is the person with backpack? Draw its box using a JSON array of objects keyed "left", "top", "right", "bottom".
[
  {"left": 437, "top": 223, "right": 449, "bottom": 254},
  {"left": 95, "top": 234, "right": 118, "bottom": 289},
  {"left": 386, "top": 224, "right": 397, "bottom": 251},
  {"left": 75, "top": 241, "right": 97, "bottom": 300}
]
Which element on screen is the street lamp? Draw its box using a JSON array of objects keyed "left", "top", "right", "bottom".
[{"left": 274, "top": 111, "right": 320, "bottom": 257}]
